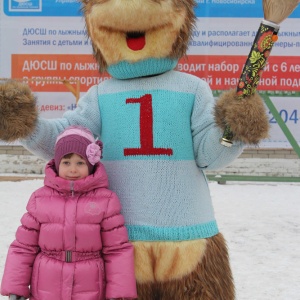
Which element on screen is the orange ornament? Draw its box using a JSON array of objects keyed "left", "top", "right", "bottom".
[{"left": 272, "top": 34, "right": 278, "bottom": 42}]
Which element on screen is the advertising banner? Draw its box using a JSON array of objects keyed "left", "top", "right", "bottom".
[{"left": 0, "top": 0, "right": 299, "bottom": 148}]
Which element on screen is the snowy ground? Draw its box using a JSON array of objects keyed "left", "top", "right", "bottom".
[{"left": 0, "top": 179, "right": 299, "bottom": 300}]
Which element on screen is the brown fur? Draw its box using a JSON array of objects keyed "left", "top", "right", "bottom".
[
  {"left": 136, "top": 233, "right": 235, "bottom": 300},
  {"left": 80, "top": 0, "right": 196, "bottom": 72},
  {"left": 170, "top": 0, "right": 196, "bottom": 58},
  {"left": 133, "top": 239, "right": 207, "bottom": 283},
  {"left": 214, "top": 89, "right": 270, "bottom": 145},
  {"left": 0, "top": 80, "right": 37, "bottom": 141}
]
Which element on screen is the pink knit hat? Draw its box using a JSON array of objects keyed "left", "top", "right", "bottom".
[{"left": 54, "top": 126, "right": 103, "bottom": 174}]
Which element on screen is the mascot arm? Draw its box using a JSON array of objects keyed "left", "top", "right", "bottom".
[
  {"left": 214, "top": 89, "right": 270, "bottom": 145},
  {"left": 21, "top": 85, "right": 101, "bottom": 160},
  {"left": 191, "top": 80, "right": 244, "bottom": 171},
  {"left": 0, "top": 80, "right": 38, "bottom": 142}
]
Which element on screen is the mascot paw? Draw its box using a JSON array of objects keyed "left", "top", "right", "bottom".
[
  {"left": 0, "top": 80, "right": 38, "bottom": 142},
  {"left": 214, "top": 89, "right": 270, "bottom": 144}
]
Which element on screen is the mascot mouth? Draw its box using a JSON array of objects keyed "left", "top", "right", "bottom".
[{"left": 126, "top": 32, "right": 146, "bottom": 51}]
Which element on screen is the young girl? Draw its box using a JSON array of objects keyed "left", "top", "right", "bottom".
[{"left": 1, "top": 126, "right": 137, "bottom": 300}]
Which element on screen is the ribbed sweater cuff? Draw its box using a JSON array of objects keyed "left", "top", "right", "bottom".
[{"left": 126, "top": 221, "right": 219, "bottom": 241}]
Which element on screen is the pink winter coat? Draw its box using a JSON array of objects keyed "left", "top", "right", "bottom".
[{"left": 1, "top": 160, "right": 137, "bottom": 300}]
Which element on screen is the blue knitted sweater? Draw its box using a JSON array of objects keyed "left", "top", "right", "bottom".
[{"left": 22, "top": 63, "right": 244, "bottom": 242}]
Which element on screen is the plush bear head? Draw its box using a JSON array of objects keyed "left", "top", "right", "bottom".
[{"left": 80, "top": 0, "right": 196, "bottom": 79}]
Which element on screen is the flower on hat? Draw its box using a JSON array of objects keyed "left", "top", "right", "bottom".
[{"left": 86, "top": 141, "right": 102, "bottom": 165}]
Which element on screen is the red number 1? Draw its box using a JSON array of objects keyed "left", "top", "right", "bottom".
[{"left": 124, "top": 94, "right": 173, "bottom": 156}]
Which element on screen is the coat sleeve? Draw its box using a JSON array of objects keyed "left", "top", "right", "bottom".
[
  {"left": 191, "top": 79, "right": 244, "bottom": 170},
  {"left": 101, "top": 192, "right": 137, "bottom": 299},
  {"left": 0, "top": 193, "right": 40, "bottom": 298}
]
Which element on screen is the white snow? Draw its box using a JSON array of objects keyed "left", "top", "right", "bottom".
[{"left": 0, "top": 179, "right": 299, "bottom": 300}]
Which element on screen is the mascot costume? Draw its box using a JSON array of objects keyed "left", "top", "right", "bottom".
[{"left": 0, "top": 0, "right": 270, "bottom": 299}]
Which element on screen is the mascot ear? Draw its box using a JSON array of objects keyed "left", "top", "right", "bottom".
[
  {"left": 0, "top": 80, "right": 38, "bottom": 142},
  {"left": 79, "top": 0, "right": 91, "bottom": 13},
  {"left": 79, "top": 0, "right": 90, "bottom": 18}
]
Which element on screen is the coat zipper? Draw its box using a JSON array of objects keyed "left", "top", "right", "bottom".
[
  {"left": 70, "top": 181, "right": 74, "bottom": 197},
  {"left": 66, "top": 181, "right": 75, "bottom": 264}
]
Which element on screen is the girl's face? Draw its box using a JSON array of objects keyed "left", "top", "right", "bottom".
[{"left": 58, "top": 153, "right": 89, "bottom": 180}]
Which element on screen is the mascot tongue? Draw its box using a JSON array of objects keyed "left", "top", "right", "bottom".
[{"left": 126, "top": 33, "right": 145, "bottom": 51}]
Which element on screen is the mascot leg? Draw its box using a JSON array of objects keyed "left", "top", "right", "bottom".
[{"left": 134, "top": 233, "right": 234, "bottom": 300}]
